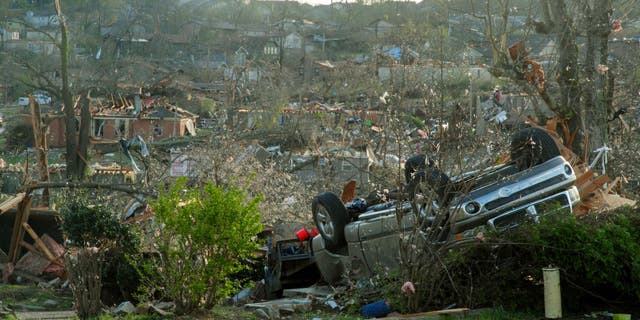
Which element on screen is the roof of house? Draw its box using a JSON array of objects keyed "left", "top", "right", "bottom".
[{"left": 91, "top": 96, "right": 198, "bottom": 120}]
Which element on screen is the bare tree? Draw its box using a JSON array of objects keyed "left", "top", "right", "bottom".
[
  {"left": 54, "top": 0, "right": 82, "bottom": 180},
  {"left": 479, "top": 0, "right": 621, "bottom": 154}
]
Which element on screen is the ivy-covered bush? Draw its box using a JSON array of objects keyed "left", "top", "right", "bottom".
[
  {"left": 59, "top": 194, "right": 137, "bottom": 248},
  {"left": 58, "top": 192, "right": 141, "bottom": 319},
  {"left": 143, "top": 178, "right": 263, "bottom": 315}
]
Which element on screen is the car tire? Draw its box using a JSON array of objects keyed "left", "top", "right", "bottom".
[
  {"left": 312, "top": 192, "right": 349, "bottom": 252},
  {"left": 510, "top": 127, "right": 561, "bottom": 170},
  {"left": 404, "top": 154, "right": 435, "bottom": 184}
]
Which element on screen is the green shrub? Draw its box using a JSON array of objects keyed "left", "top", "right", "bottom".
[
  {"left": 4, "top": 122, "right": 34, "bottom": 152},
  {"left": 386, "top": 205, "right": 640, "bottom": 314},
  {"left": 59, "top": 194, "right": 137, "bottom": 248},
  {"left": 144, "top": 178, "right": 263, "bottom": 315},
  {"left": 506, "top": 206, "right": 640, "bottom": 309},
  {"left": 58, "top": 192, "right": 142, "bottom": 318}
]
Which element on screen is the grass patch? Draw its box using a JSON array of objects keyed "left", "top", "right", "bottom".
[
  {"left": 0, "top": 284, "right": 74, "bottom": 311},
  {"left": 209, "top": 305, "right": 257, "bottom": 319},
  {"left": 468, "top": 307, "right": 538, "bottom": 320},
  {"left": 93, "top": 305, "right": 257, "bottom": 319},
  {"left": 299, "top": 307, "right": 539, "bottom": 320}
]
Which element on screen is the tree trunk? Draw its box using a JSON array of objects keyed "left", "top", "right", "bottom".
[
  {"left": 65, "top": 248, "right": 102, "bottom": 320},
  {"left": 77, "top": 92, "right": 91, "bottom": 180},
  {"left": 592, "top": 0, "right": 613, "bottom": 149},
  {"left": 54, "top": 0, "right": 78, "bottom": 181},
  {"left": 538, "top": 1, "right": 583, "bottom": 154}
]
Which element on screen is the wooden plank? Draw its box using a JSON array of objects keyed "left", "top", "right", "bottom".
[
  {"left": 604, "top": 177, "right": 621, "bottom": 194},
  {"left": 579, "top": 175, "right": 611, "bottom": 200},
  {"left": 8, "top": 195, "right": 33, "bottom": 263},
  {"left": 41, "top": 234, "right": 64, "bottom": 258},
  {"left": 19, "top": 241, "right": 40, "bottom": 256},
  {"left": 30, "top": 97, "right": 50, "bottom": 206},
  {"left": 0, "top": 192, "right": 26, "bottom": 216},
  {"left": 575, "top": 170, "right": 595, "bottom": 187},
  {"left": 22, "top": 223, "right": 56, "bottom": 263},
  {"left": 19, "top": 240, "right": 64, "bottom": 267}
]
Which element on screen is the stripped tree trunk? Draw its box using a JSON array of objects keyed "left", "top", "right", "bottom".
[
  {"left": 65, "top": 248, "right": 102, "bottom": 319},
  {"left": 77, "top": 92, "right": 91, "bottom": 180},
  {"left": 54, "top": 0, "right": 79, "bottom": 181}
]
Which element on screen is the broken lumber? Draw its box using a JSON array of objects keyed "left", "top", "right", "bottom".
[
  {"left": 19, "top": 241, "right": 64, "bottom": 267},
  {"left": 603, "top": 177, "right": 621, "bottom": 195},
  {"left": 22, "top": 223, "right": 56, "bottom": 263},
  {"left": 29, "top": 96, "right": 50, "bottom": 206},
  {"left": 0, "top": 192, "right": 26, "bottom": 216},
  {"left": 575, "top": 170, "right": 595, "bottom": 187},
  {"left": 579, "top": 175, "right": 611, "bottom": 200},
  {"left": 15, "top": 233, "right": 65, "bottom": 276},
  {"left": 20, "top": 241, "right": 40, "bottom": 256},
  {"left": 8, "top": 195, "right": 33, "bottom": 263}
]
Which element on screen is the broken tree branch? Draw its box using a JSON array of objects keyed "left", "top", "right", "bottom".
[
  {"left": 30, "top": 96, "right": 50, "bottom": 206},
  {"left": 24, "top": 181, "right": 157, "bottom": 197}
]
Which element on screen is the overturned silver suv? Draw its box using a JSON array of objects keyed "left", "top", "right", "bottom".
[{"left": 310, "top": 127, "right": 580, "bottom": 284}]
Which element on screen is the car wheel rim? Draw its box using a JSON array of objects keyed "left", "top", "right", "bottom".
[{"left": 316, "top": 206, "right": 334, "bottom": 239}]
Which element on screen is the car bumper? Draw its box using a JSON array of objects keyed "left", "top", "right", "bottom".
[{"left": 487, "top": 185, "right": 580, "bottom": 231}]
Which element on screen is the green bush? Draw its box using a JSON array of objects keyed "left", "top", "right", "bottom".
[
  {"left": 387, "top": 205, "right": 640, "bottom": 314},
  {"left": 58, "top": 192, "right": 141, "bottom": 319},
  {"left": 144, "top": 178, "right": 263, "bottom": 315},
  {"left": 505, "top": 206, "right": 640, "bottom": 309},
  {"left": 59, "top": 194, "right": 137, "bottom": 248},
  {"left": 4, "top": 122, "right": 34, "bottom": 152}
]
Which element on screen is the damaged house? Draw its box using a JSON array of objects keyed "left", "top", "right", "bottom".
[
  {"left": 90, "top": 97, "right": 198, "bottom": 142},
  {"left": 24, "top": 95, "right": 198, "bottom": 148}
]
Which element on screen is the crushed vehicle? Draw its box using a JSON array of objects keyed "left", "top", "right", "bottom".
[
  {"left": 263, "top": 236, "right": 321, "bottom": 298},
  {"left": 264, "top": 127, "right": 580, "bottom": 293},
  {"left": 311, "top": 127, "right": 579, "bottom": 284}
]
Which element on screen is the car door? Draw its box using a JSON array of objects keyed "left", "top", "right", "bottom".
[{"left": 354, "top": 211, "right": 417, "bottom": 276}]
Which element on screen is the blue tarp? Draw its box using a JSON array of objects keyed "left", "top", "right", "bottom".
[{"left": 383, "top": 47, "right": 402, "bottom": 61}]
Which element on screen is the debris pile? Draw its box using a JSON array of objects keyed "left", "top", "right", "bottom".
[{"left": 532, "top": 118, "right": 637, "bottom": 213}]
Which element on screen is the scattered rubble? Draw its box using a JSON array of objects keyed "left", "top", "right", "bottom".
[
  {"left": 0, "top": 82, "right": 638, "bottom": 320},
  {"left": 114, "top": 301, "right": 136, "bottom": 316}
]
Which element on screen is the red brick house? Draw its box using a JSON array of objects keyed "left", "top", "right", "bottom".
[
  {"left": 91, "top": 103, "right": 198, "bottom": 143},
  {"left": 25, "top": 97, "right": 198, "bottom": 148}
]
